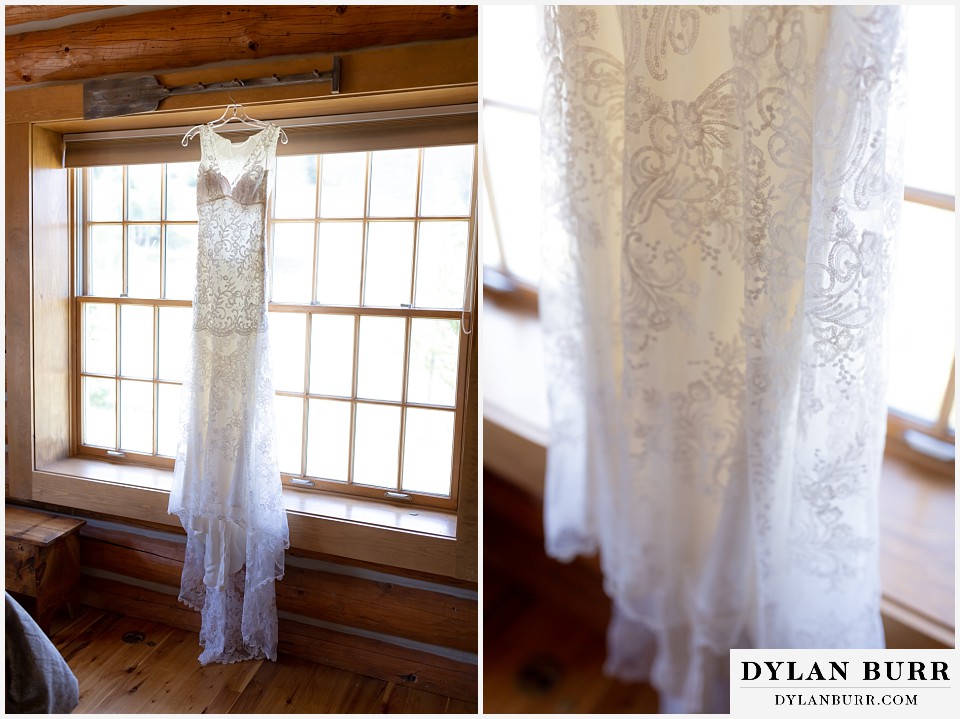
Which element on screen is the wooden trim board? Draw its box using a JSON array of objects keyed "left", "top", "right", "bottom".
[{"left": 74, "top": 522, "right": 476, "bottom": 653}]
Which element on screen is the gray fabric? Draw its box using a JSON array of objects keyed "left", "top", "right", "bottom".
[{"left": 5, "top": 592, "right": 79, "bottom": 714}]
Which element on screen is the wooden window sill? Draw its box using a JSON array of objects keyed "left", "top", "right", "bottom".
[{"left": 31, "top": 457, "right": 459, "bottom": 577}]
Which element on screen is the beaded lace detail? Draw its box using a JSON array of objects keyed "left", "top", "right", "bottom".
[
  {"left": 540, "top": 6, "right": 905, "bottom": 712},
  {"left": 169, "top": 123, "right": 289, "bottom": 665}
]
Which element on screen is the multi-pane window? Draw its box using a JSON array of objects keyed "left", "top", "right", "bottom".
[
  {"left": 76, "top": 143, "right": 477, "bottom": 509},
  {"left": 481, "top": 4, "right": 543, "bottom": 292},
  {"left": 79, "top": 163, "right": 196, "bottom": 463},
  {"left": 885, "top": 5, "right": 955, "bottom": 460}
]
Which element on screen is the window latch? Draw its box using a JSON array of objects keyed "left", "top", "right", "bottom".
[
  {"left": 106, "top": 450, "right": 126, "bottom": 458},
  {"left": 384, "top": 491, "right": 411, "bottom": 501}
]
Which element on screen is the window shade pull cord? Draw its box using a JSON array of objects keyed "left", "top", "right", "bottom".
[{"left": 461, "top": 204, "right": 478, "bottom": 335}]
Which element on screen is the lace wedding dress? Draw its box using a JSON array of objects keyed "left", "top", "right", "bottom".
[
  {"left": 170, "top": 123, "right": 289, "bottom": 665},
  {"left": 540, "top": 6, "right": 905, "bottom": 713}
]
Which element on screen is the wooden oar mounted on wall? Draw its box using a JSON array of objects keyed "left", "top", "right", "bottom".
[{"left": 83, "top": 56, "right": 341, "bottom": 120}]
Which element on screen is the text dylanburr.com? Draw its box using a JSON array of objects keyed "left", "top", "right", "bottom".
[{"left": 730, "top": 649, "right": 957, "bottom": 717}]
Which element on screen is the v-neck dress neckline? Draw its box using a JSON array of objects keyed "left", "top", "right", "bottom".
[
  {"left": 200, "top": 124, "right": 275, "bottom": 186},
  {"left": 197, "top": 124, "right": 279, "bottom": 207}
]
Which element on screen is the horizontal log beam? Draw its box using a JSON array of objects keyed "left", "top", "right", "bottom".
[
  {"left": 279, "top": 564, "right": 477, "bottom": 653},
  {"left": 77, "top": 524, "right": 477, "bottom": 652},
  {"left": 6, "top": 5, "right": 478, "bottom": 87},
  {"left": 4, "top": 5, "right": 120, "bottom": 27}
]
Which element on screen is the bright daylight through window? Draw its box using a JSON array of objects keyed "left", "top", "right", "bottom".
[
  {"left": 77, "top": 144, "right": 477, "bottom": 509},
  {"left": 482, "top": 5, "right": 956, "bottom": 463},
  {"left": 885, "top": 5, "right": 956, "bottom": 457}
]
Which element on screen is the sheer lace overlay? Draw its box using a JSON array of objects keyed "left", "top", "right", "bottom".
[
  {"left": 540, "top": 6, "right": 905, "bottom": 713},
  {"left": 170, "top": 124, "right": 289, "bottom": 665}
]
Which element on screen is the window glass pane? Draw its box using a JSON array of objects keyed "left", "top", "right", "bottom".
[
  {"left": 903, "top": 6, "right": 955, "bottom": 196},
  {"left": 482, "top": 4, "right": 544, "bottom": 110},
  {"left": 316, "top": 222, "right": 363, "bottom": 305},
  {"left": 89, "top": 225, "right": 123, "bottom": 297},
  {"left": 363, "top": 222, "right": 414, "bottom": 306},
  {"left": 415, "top": 221, "right": 468, "bottom": 308},
  {"left": 887, "top": 202, "right": 955, "bottom": 423},
  {"left": 368, "top": 149, "right": 418, "bottom": 217},
  {"left": 319, "top": 152, "right": 367, "bottom": 218},
  {"left": 401, "top": 408, "right": 454, "bottom": 496},
  {"left": 274, "top": 395, "right": 304, "bottom": 475},
  {"left": 82, "top": 376, "right": 116, "bottom": 448},
  {"left": 127, "top": 164, "right": 162, "bottom": 221},
  {"left": 164, "top": 224, "right": 198, "bottom": 300},
  {"left": 83, "top": 302, "right": 116, "bottom": 375},
  {"left": 275, "top": 155, "right": 318, "bottom": 219},
  {"left": 158, "top": 307, "right": 192, "bottom": 382},
  {"left": 128, "top": 224, "right": 161, "bottom": 298},
  {"left": 165, "top": 162, "right": 199, "bottom": 221},
  {"left": 119, "top": 379, "right": 153, "bottom": 453},
  {"left": 272, "top": 222, "right": 314, "bottom": 303},
  {"left": 484, "top": 105, "right": 541, "bottom": 286},
  {"left": 305, "top": 399, "right": 351, "bottom": 481},
  {"left": 420, "top": 145, "right": 474, "bottom": 217},
  {"left": 89, "top": 166, "right": 123, "bottom": 221},
  {"left": 407, "top": 318, "right": 460, "bottom": 407},
  {"left": 352, "top": 403, "right": 400, "bottom": 489},
  {"left": 310, "top": 314, "right": 355, "bottom": 397},
  {"left": 120, "top": 304, "right": 154, "bottom": 379},
  {"left": 268, "top": 312, "right": 307, "bottom": 393},
  {"left": 356, "top": 316, "right": 405, "bottom": 401},
  {"left": 157, "top": 383, "right": 182, "bottom": 457}
]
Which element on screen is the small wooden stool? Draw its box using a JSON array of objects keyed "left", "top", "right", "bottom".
[{"left": 5, "top": 505, "right": 86, "bottom": 633}]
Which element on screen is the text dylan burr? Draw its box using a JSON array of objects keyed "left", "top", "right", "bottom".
[{"left": 741, "top": 661, "right": 949, "bottom": 682}]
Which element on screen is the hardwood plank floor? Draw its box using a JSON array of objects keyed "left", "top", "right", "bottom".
[
  {"left": 483, "top": 475, "right": 659, "bottom": 714},
  {"left": 47, "top": 606, "right": 477, "bottom": 714}
]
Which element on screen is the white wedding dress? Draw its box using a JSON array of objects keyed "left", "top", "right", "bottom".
[
  {"left": 540, "top": 6, "right": 905, "bottom": 713},
  {"left": 170, "top": 123, "right": 289, "bottom": 665}
]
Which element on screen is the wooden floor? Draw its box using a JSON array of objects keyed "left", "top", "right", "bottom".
[
  {"left": 483, "top": 475, "right": 659, "bottom": 714},
  {"left": 48, "top": 607, "right": 477, "bottom": 714}
]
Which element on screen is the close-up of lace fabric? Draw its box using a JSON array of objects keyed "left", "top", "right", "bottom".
[
  {"left": 539, "top": 5, "right": 906, "bottom": 713},
  {"left": 169, "top": 123, "right": 290, "bottom": 665}
]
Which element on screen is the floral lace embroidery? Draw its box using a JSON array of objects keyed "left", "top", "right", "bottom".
[
  {"left": 170, "top": 122, "right": 289, "bottom": 666},
  {"left": 540, "top": 5, "right": 904, "bottom": 713}
]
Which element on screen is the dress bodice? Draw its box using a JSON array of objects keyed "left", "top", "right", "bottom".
[
  {"left": 192, "top": 124, "right": 280, "bottom": 337},
  {"left": 197, "top": 124, "right": 278, "bottom": 206}
]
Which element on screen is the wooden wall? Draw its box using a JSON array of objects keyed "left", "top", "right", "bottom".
[
  {"left": 75, "top": 514, "right": 477, "bottom": 701},
  {"left": 6, "top": 5, "right": 478, "bottom": 700}
]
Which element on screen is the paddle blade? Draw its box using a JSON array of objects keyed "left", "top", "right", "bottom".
[{"left": 83, "top": 75, "right": 170, "bottom": 119}]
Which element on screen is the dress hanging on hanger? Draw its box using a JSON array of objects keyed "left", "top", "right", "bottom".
[
  {"left": 182, "top": 102, "right": 289, "bottom": 146},
  {"left": 171, "top": 104, "right": 289, "bottom": 665}
]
